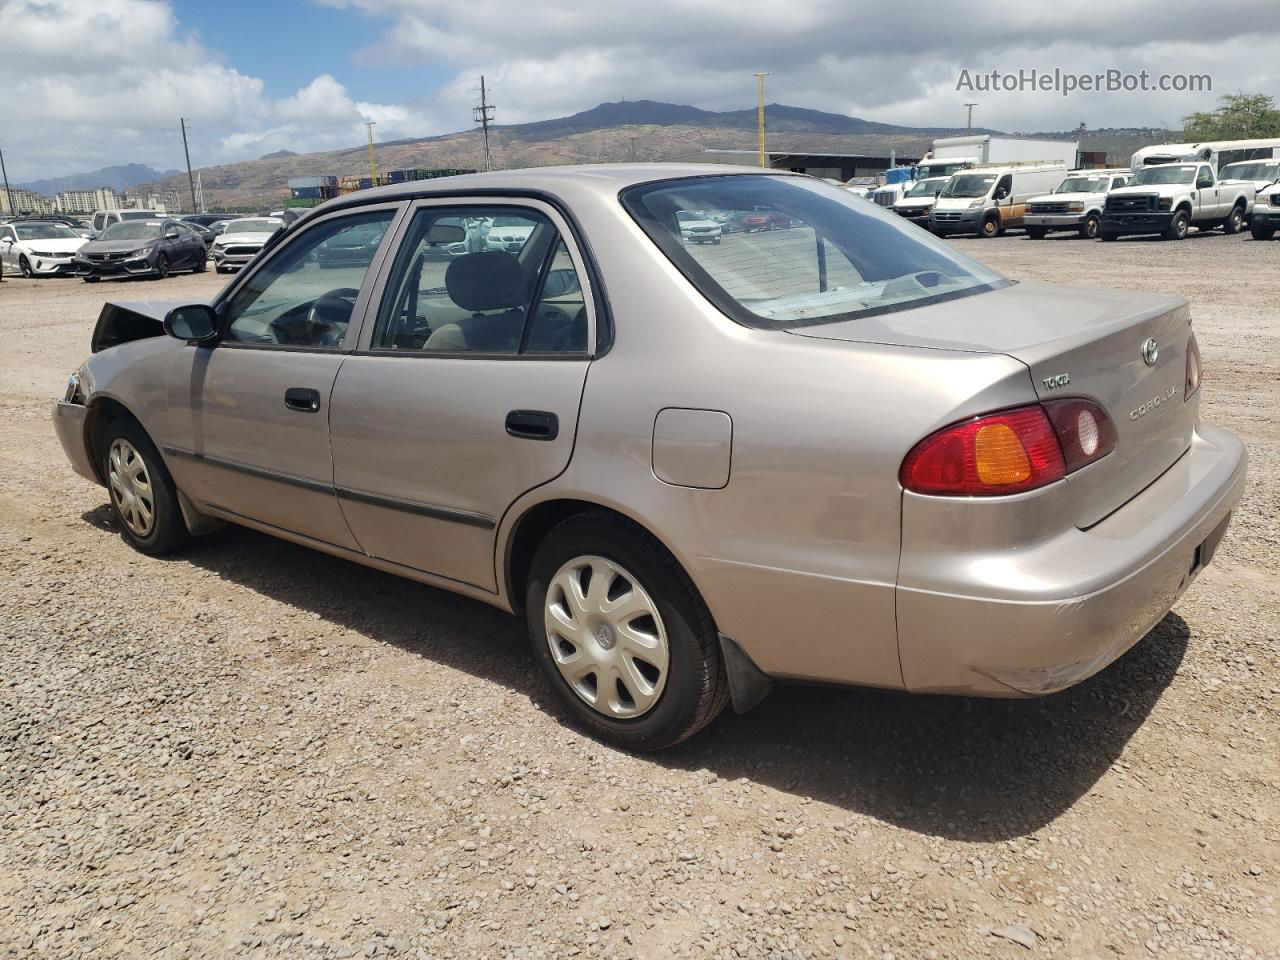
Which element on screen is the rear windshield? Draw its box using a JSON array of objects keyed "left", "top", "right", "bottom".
[{"left": 621, "top": 175, "right": 1008, "bottom": 329}]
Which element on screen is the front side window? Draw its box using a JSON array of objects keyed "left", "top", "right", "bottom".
[
  {"left": 622, "top": 175, "right": 1008, "bottom": 329},
  {"left": 373, "top": 206, "right": 588, "bottom": 355},
  {"left": 222, "top": 210, "right": 394, "bottom": 349}
]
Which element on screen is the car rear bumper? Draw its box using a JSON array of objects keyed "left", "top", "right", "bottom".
[
  {"left": 896, "top": 422, "right": 1247, "bottom": 696},
  {"left": 51, "top": 400, "right": 98, "bottom": 483}
]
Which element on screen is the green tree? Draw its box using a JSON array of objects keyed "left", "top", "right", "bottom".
[{"left": 1183, "top": 94, "right": 1280, "bottom": 140}]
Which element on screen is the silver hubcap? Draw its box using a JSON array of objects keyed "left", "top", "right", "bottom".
[
  {"left": 107, "top": 438, "right": 155, "bottom": 537},
  {"left": 544, "top": 555, "right": 669, "bottom": 719}
]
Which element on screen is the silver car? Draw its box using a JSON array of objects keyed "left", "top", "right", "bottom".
[{"left": 52, "top": 165, "right": 1247, "bottom": 751}]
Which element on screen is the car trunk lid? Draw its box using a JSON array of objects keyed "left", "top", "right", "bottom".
[{"left": 788, "top": 282, "right": 1195, "bottom": 527}]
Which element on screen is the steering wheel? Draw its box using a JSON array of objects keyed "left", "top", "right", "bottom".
[{"left": 305, "top": 288, "right": 359, "bottom": 347}]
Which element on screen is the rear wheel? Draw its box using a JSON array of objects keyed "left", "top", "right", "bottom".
[
  {"left": 979, "top": 215, "right": 1000, "bottom": 238},
  {"left": 526, "top": 511, "right": 728, "bottom": 751},
  {"left": 192, "top": 251, "right": 207, "bottom": 272},
  {"left": 1026, "top": 227, "right": 1047, "bottom": 240},
  {"left": 1162, "top": 210, "right": 1190, "bottom": 241},
  {"left": 1222, "top": 204, "right": 1244, "bottom": 234},
  {"left": 1251, "top": 224, "right": 1276, "bottom": 240},
  {"left": 1079, "top": 214, "right": 1100, "bottom": 239},
  {"left": 101, "top": 417, "right": 189, "bottom": 555}
]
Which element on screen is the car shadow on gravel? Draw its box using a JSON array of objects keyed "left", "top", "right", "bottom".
[{"left": 83, "top": 506, "right": 1189, "bottom": 843}]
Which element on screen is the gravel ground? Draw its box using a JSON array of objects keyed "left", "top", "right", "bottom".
[{"left": 1, "top": 231, "right": 1277, "bottom": 960}]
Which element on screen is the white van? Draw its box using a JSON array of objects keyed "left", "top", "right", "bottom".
[{"left": 929, "top": 162, "right": 1068, "bottom": 238}]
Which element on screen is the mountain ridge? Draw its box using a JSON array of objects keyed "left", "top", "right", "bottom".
[{"left": 18, "top": 163, "right": 180, "bottom": 195}]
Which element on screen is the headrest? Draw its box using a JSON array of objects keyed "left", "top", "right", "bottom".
[{"left": 445, "top": 252, "right": 525, "bottom": 312}]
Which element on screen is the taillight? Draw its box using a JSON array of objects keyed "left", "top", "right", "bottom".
[
  {"left": 1042, "top": 398, "right": 1117, "bottom": 473},
  {"left": 1185, "top": 332, "right": 1202, "bottom": 400},
  {"left": 900, "top": 405, "right": 1065, "bottom": 496},
  {"left": 901, "top": 399, "right": 1118, "bottom": 496}
]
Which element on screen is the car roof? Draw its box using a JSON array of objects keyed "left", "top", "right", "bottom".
[{"left": 322, "top": 163, "right": 796, "bottom": 212}]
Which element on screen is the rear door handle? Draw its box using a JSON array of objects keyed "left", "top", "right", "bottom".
[
  {"left": 284, "top": 387, "right": 321, "bottom": 412},
  {"left": 505, "top": 409, "right": 559, "bottom": 441}
]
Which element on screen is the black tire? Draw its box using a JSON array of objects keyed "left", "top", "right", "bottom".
[
  {"left": 192, "top": 252, "right": 207, "bottom": 273},
  {"left": 525, "top": 511, "right": 729, "bottom": 751},
  {"left": 1251, "top": 225, "right": 1276, "bottom": 241},
  {"left": 100, "top": 416, "right": 190, "bottom": 556},
  {"left": 19, "top": 255, "right": 33, "bottom": 278},
  {"left": 979, "top": 215, "right": 999, "bottom": 238},
  {"left": 1222, "top": 204, "right": 1244, "bottom": 235},
  {"left": 1079, "top": 214, "right": 1100, "bottom": 239},
  {"left": 83, "top": 275, "right": 101, "bottom": 282},
  {"left": 1100, "top": 230, "right": 1119, "bottom": 241},
  {"left": 153, "top": 254, "right": 169, "bottom": 279},
  {"left": 1162, "top": 210, "right": 1189, "bottom": 241},
  {"left": 1026, "top": 227, "right": 1047, "bottom": 240}
]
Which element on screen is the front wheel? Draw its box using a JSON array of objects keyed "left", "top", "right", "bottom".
[
  {"left": 1026, "top": 227, "right": 1047, "bottom": 240},
  {"left": 101, "top": 417, "right": 189, "bottom": 555},
  {"left": 979, "top": 216, "right": 999, "bottom": 238},
  {"left": 153, "top": 254, "right": 169, "bottom": 279},
  {"left": 19, "top": 256, "right": 33, "bottom": 278},
  {"left": 1079, "top": 214, "right": 1100, "bottom": 239},
  {"left": 1162, "top": 211, "right": 1189, "bottom": 240},
  {"left": 1222, "top": 205, "right": 1244, "bottom": 235},
  {"left": 526, "top": 512, "right": 728, "bottom": 751},
  {"left": 1251, "top": 224, "right": 1276, "bottom": 241}
]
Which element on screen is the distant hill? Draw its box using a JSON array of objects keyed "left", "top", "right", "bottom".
[
  {"left": 19, "top": 163, "right": 180, "bottom": 195},
  {"left": 118, "top": 100, "right": 1173, "bottom": 211}
]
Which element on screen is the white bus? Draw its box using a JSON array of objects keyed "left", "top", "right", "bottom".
[{"left": 1130, "top": 139, "right": 1280, "bottom": 173}]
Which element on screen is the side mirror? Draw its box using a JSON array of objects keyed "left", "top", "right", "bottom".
[
  {"left": 995, "top": 188, "right": 1009, "bottom": 201},
  {"left": 163, "top": 304, "right": 219, "bottom": 343},
  {"left": 1196, "top": 178, "right": 1213, "bottom": 189},
  {"left": 164, "top": 228, "right": 180, "bottom": 238},
  {"left": 426, "top": 222, "right": 465, "bottom": 244}
]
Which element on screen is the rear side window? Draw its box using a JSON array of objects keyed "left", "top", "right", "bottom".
[
  {"left": 622, "top": 175, "right": 1008, "bottom": 329},
  {"left": 372, "top": 206, "right": 588, "bottom": 356}
]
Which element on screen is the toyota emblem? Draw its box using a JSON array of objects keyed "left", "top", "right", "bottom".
[{"left": 1141, "top": 338, "right": 1158, "bottom": 366}]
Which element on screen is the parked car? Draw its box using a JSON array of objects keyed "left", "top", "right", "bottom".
[
  {"left": 182, "top": 213, "right": 237, "bottom": 229},
  {"left": 73, "top": 218, "right": 207, "bottom": 281},
  {"left": 930, "top": 162, "right": 1068, "bottom": 237},
  {"left": 176, "top": 220, "right": 215, "bottom": 248},
  {"left": 1249, "top": 183, "right": 1280, "bottom": 239},
  {"left": 51, "top": 165, "right": 1246, "bottom": 751},
  {"left": 210, "top": 217, "right": 284, "bottom": 273},
  {"left": 90, "top": 209, "right": 165, "bottom": 237},
  {"left": 314, "top": 220, "right": 388, "bottom": 267},
  {"left": 1102, "top": 163, "right": 1254, "bottom": 241},
  {"left": 676, "top": 210, "right": 722, "bottom": 244},
  {"left": 0, "top": 219, "right": 88, "bottom": 277},
  {"left": 890, "top": 176, "right": 952, "bottom": 229},
  {"left": 1023, "top": 169, "right": 1131, "bottom": 239}
]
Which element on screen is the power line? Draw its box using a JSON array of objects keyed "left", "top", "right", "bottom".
[{"left": 473, "top": 75, "right": 495, "bottom": 172}]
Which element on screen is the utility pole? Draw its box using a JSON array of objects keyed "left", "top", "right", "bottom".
[
  {"left": 755, "top": 72, "right": 770, "bottom": 167},
  {"left": 180, "top": 118, "right": 198, "bottom": 213},
  {"left": 629, "top": 136, "right": 637, "bottom": 162},
  {"left": 364, "top": 121, "right": 379, "bottom": 181},
  {"left": 964, "top": 103, "right": 978, "bottom": 131},
  {"left": 473, "top": 76, "right": 495, "bottom": 172},
  {"left": 0, "top": 145, "right": 14, "bottom": 217}
]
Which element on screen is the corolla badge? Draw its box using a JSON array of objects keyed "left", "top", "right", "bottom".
[
  {"left": 1141, "top": 338, "right": 1159, "bottom": 366},
  {"left": 1130, "top": 384, "right": 1178, "bottom": 420}
]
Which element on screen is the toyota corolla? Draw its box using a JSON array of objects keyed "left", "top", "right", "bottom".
[{"left": 52, "top": 165, "right": 1247, "bottom": 750}]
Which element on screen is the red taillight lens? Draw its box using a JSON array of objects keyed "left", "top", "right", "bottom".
[
  {"left": 900, "top": 405, "right": 1066, "bottom": 496},
  {"left": 1185, "top": 332, "right": 1202, "bottom": 400},
  {"left": 1042, "top": 397, "right": 1117, "bottom": 473}
]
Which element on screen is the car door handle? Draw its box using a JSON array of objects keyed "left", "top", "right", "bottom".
[
  {"left": 505, "top": 409, "right": 559, "bottom": 441},
  {"left": 284, "top": 387, "right": 322, "bottom": 412}
]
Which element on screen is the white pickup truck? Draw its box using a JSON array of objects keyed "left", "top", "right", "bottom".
[
  {"left": 1024, "top": 169, "right": 1131, "bottom": 239},
  {"left": 1101, "top": 162, "right": 1254, "bottom": 241},
  {"left": 1250, "top": 184, "right": 1280, "bottom": 240}
]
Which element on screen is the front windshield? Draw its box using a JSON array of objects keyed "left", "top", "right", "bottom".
[
  {"left": 100, "top": 222, "right": 164, "bottom": 241},
  {"left": 1129, "top": 165, "right": 1198, "bottom": 186},
  {"left": 120, "top": 210, "right": 163, "bottom": 221},
  {"left": 225, "top": 219, "right": 281, "bottom": 234},
  {"left": 1055, "top": 176, "right": 1109, "bottom": 193},
  {"left": 906, "top": 178, "right": 948, "bottom": 198},
  {"left": 940, "top": 174, "right": 997, "bottom": 198},
  {"left": 919, "top": 163, "right": 969, "bottom": 179},
  {"left": 1219, "top": 161, "right": 1280, "bottom": 181},
  {"left": 621, "top": 175, "right": 1008, "bottom": 329},
  {"left": 15, "top": 223, "right": 80, "bottom": 240}
]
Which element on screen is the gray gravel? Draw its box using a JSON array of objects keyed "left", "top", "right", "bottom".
[{"left": 1, "top": 231, "right": 1277, "bottom": 959}]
